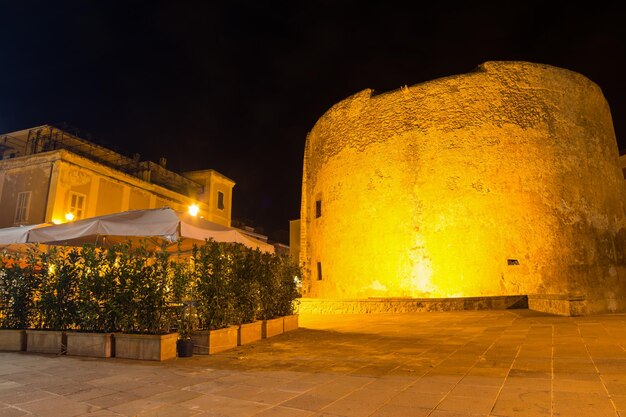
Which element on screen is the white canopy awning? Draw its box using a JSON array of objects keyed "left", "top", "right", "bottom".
[
  {"left": 0, "top": 223, "right": 49, "bottom": 252},
  {"left": 25, "top": 208, "right": 275, "bottom": 253}
]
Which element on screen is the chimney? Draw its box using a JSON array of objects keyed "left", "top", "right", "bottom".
[{"left": 159, "top": 157, "right": 167, "bottom": 168}]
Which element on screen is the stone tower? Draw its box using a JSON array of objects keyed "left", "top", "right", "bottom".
[{"left": 300, "top": 61, "right": 626, "bottom": 316}]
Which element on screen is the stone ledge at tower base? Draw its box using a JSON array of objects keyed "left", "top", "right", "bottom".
[
  {"left": 527, "top": 294, "right": 591, "bottom": 317},
  {"left": 297, "top": 295, "right": 529, "bottom": 314}
]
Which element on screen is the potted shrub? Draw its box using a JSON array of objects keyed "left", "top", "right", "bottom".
[
  {"left": 170, "top": 255, "right": 194, "bottom": 358},
  {"left": 0, "top": 249, "right": 39, "bottom": 351},
  {"left": 274, "top": 254, "right": 302, "bottom": 333},
  {"left": 229, "top": 244, "right": 263, "bottom": 345},
  {"left": 257, "top": 252, "right": 283, "bottom": 338},
  {"left": 190, "top": 240, "right": 238, "bottom": 354},
  {"left": 66, "top": 245, "right": 117, "bottom": 358},
  {"left": 113, "top": 243, "right": 178, "bottom": 361},
  {"left": 28, "top": 247, "right": 79, "bottom": 354}
]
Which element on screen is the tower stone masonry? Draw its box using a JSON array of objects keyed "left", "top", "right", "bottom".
[{"left": 300, "top": 61, "right": 626, "bottom": 316}]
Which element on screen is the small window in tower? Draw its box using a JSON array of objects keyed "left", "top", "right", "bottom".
[
  {"left": 315, "top": 200, "right": 322, "bottom": 218},
  {"left": 14, "top": 191, "right": 31, "bottom": 224},
  {"left": 317, "top": 262, "right": 322, "bottom": 281},
  {"left": 217, "top": 191, "right": 225, "bottom": 210}
]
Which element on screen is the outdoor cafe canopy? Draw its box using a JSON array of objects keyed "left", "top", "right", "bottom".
[{"left": 13, "top": 208, "right": 274, "bottom": 253}]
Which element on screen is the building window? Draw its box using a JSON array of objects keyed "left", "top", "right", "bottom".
[
  {"left": 70, "top": 192, "right": 86, "bottom": 220},
  {"left": 317, "top": 262, "right": 322, "bottom": 281},
  {"left": 14, "top": 191, "right": 31, "bottom": 224},
  {"left": 217, "top": 191, "right": 225, "bottom": 210},
  {"left": 315, "top": 200, "right": 322, "bottom": 218}
]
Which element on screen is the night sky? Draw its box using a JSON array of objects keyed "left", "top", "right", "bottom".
[{"left": 1, "top": 2, "right": 625, "bottom": 243}]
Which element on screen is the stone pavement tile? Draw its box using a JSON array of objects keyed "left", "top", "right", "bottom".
[
  {"left": 369, "top": 404, "right": 432, "bottom": 417},
  {"left": 238, "top": 387, "right": 300, "bottom": 405},
  {"left": 435, "top": 393, "right": 495, "bottom": 415},
  {"left": 552, "top": 377, "right": 607, "bottom": 393},
  {"left": 350, "top": 364, "right": 400, "bottom": 377},
  {"left": 0, "top": 389, "right": 57, "bottom": 405},
  {"left": 502, "top": 376, "right": 551, "bottom": 391},
  {"left": 428, "top": 410, "right": 485, "bottom": 417},
  {"left": 43, "top": 382, "right": 94, "bottom": 396},
  {"left": 612, "top": 394, "right": 626, "bottom": 412},
  {"left": 211, "top": 373, "right": 255, "bottom": 386},
  {"left": 506, "top": 369, "right": 550, "bottom": 379},
  {"left": 146, "top": 389, "right": 203, "bottom": 404},
  {"left": 0, "top": 406, "right": 32, "bottom": 417},
  {"left": 465, "top": 366, "right": 509, "bottom": 378},
  {"left": 491, "top": 388, "right": 551, "bottom": 417},
  {"left": 136, "top": 403, "right": 201, "bottom": 417},
  {"left": 19, "top": 397, "right": 100, "bottom": 417},
  {"left": 0, "top": 372, "right": 42, "bottom": 385},
  {"left": 363, "top": 376, "right": 416, "bottom": 392},
  {"left": 0, "top": 365, "right": 26, "bottom": 377},
  {"left": 86, "top": 391, "right": 141, "bottom": 409},
  {"left": 457, "top": 375, "right": 506, "bottom": 387},
  {"left": 178, "top": 393, "right": 269, "bottom": 416},
  {"left": 319, "top": 387, "right": 398, "bottom": 417},
  {"left": 161, "top": 376, "right": 214, "bottom": 389},
  {"left": 387, "top": 390, "right": 444, "bottom": 408},
  {"left": 449, "top": 383, "right": 500, "bottom": 398},
  {"left": 184, "top": 381, "right": 232, "bottom": 395},
  {"left": 279, "top": 392, "right": 340, "bottom": 412},
  {"left": 108, "top": 398, "right": 165, "bottom": 416},
  {"left": 88, "top": 375, "right": 138, "bottom": 388},
  {"left": 0, "top": 383, "right": 21, "bottom": 393},
  {"left": 232, "top": 375, "right": 288, "bottom": 389},
  {"left": 127, "top": 383, "right": 177, "bottom": 398},
  {"left": 66, "top": 387, "right": 117, "bottom": 402},
  {"left": 76, "top": 411, "right": 125, "bottom": 417},
  {"left": 552, "top": 391, "right": 616, "bottom": 417},
  {"left": 210, "top": 384, "right": 265, "bottom": 400},
  {"left": 405, "top": 379, "right": 456, "bottom": 395},
  {"left": 251, "top": 405, "right": 314, "bottom": 417}
]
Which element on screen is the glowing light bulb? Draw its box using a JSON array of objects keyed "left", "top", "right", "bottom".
[
  {"left": 65, "top": 212, "right": 75, "bottom": 222},
  {"left": 188, "top": 204, "right": 199, "bottom": 216}
]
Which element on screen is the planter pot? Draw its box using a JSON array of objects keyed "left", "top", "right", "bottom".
[
  {"left": 0, "top": 329, "right": 26, "bottom": 351},
  {"left": 283, "top": 314, "right": 299, "bottom": 332},
  {"left": 262, "top": 317, "right": 284, "bottom": 338},
  {"left": 238, "top": 321, "right": 262, "bottom": 346},
  {"left": 26, "top": 330, "right": 66, "bottom": 354},
  {"left": 177, "top": 339, "right": 194, "bottom": 357},
  {"left": 191, "top": 326, "right": 238, "bottom": 355},
  {"left": 66, "top": 332, "right": 112, "bottom": 358},
  {"left": 114, "top": 332, "right": 178, "bottom": 361}
]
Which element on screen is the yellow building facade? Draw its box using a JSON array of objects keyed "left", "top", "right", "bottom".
[
  {"left": 300, "top": 61, "right": 626, "bottom": 316},
  {"left": 0, "top": 125, "right": 234, "bottom": 228}
]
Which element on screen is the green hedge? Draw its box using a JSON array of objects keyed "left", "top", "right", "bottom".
[{"left": 0, "top": 240, "right": 301, "bottom": 334}]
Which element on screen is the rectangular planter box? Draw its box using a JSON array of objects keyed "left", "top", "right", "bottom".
[
  {"left": 66, "top": 332, "right": 112, "bottom": 358},
  {"left": 283, "top": 314, "right": 299, "bottom": 332},
  {"left": 114, "top": 332, "right": 177, "bottom": 361},
  {"left": 262, "top": 317, "right": 284, "bottom": 338},
  {"left": 0, "top": 329, "right": 26, "bottom": 351},
  {"left": 26, "top": 330, "right": 66, "bottom": 354},
  {"left": 238, "top": 321, "right": 262, "bottom": 346},
  {"left": 191, "top": 326, "right": 238, "bottom": 355}
]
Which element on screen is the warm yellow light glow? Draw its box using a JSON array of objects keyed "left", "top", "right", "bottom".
[
  {"left": 188, "top": 204, "right": 199, "bottom": 216},
  {"left": 48, "top": 264, "right": 56, "bottom": 275},
  {"left": 52, "top": 219, "right": 62, "bottom": 225},
  {"left": 65, "top": 212, "right": 75, "bottom": 222}
]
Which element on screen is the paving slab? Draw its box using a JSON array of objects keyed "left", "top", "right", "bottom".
[{"left": 0, "top": 309, "right": 624, "bottom": 416}]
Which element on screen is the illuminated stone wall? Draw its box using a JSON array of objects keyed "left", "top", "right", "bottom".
[{"left": 300, "top": 61, "right": 626, "bottom": 315}]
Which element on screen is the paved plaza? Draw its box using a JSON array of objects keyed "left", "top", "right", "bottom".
[{"left": 0, "top": 309, "right": 625, "bottom": 417}]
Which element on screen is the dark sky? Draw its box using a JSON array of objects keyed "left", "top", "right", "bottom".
[{"left": 1, "top": 2, "right": 625, "bottom": 243}]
